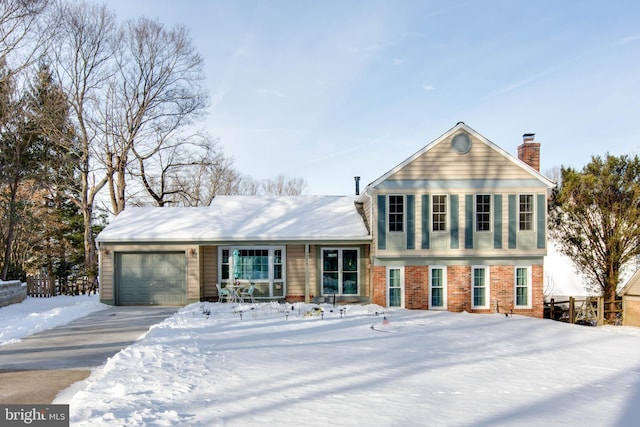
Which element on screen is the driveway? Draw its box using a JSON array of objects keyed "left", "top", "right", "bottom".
[{"left": 0, "top": 306, "right": 178, "bottom": 404}]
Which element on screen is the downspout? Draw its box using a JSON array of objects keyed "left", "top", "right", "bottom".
[
  {"left": 363, "top": 188, "right": 374, "bottom": 302},
  {"left": 305, "top": 243, "right": 310, "bottom": 303}
]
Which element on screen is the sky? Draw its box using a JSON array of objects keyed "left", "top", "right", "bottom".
[
  {"left": 88, "top": 0, "right": 640, "bottom": 195},
  {"left": 33, "top": 298, "right": 639, "bottom": 426}
]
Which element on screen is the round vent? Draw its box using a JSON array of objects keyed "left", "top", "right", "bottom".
[{"left": 451, "top": 133, "right": 472, "bottom": 154}]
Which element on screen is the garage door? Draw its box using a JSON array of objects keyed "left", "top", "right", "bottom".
[{"left": 116, "top": 252, "right": 187, "bottom": 305}]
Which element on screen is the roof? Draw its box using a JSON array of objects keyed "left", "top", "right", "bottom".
[
  {"left": 96, "top": 195, "right": 371, "bottom": 244},
  {"left": 360, "top": 122, "right": 555, "bottom": 196},
  {"left": 620, "top": 269, "right": 640, "bottom": 296}
]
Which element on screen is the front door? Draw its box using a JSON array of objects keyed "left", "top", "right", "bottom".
[{"left": 387, "top": 267, "right": 404, "bottom": 308}]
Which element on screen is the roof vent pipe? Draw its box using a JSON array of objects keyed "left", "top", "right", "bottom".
[{"left": 354, "top": 176, "right": 361, "bottom": 196}]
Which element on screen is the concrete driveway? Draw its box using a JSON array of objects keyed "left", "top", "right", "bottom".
[{"left": 0, "top": 306, "right": 178, "bottom": 404}]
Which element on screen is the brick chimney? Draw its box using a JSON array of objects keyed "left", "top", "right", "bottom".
[{"left": 518, "top": 133, "right": 540, "bottom": 172}]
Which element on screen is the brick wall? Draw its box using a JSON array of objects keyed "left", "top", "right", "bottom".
[
  {"left": 405, "top": 266, "right": 428, "bottom": 309},
  {"left": 370, "top": 264, "right": 544, "bottom": 318}
]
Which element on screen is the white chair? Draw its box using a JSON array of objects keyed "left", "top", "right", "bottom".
[
  {"left": 239, "top": 283, "right": 256, "bottom": 303},
  {"left": 216, "top": 283, "right": 231, "bottom": 303}
]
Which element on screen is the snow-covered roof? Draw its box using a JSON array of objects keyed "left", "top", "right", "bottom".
[{"left": 96, "top": 195, "right": 371, "bottom": 244}]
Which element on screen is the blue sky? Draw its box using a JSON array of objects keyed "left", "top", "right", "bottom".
[{"left": 97, "top": 0, "right": 640, "bottom": 195}]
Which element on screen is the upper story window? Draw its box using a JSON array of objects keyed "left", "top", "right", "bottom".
[
  {"left": 388, "top": 195, "right": 404, "bottom": 232},
  {"left": 476, "top": 194, "right": 491, "bottom": 232},
  {"left": 519, "top": 194, "right": 534, "bottom": 231},
  {"left": 432, "top": 195, "right": 447, "bottom": 232}
]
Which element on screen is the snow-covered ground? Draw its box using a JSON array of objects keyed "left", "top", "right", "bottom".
[
  {"left": 3, "top": 297, "right": 640, "bottom": 426},
  {"left": 0, "top": 295, "right": 108, "bottom": 346}
]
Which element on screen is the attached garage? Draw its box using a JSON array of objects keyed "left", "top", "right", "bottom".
[{"left": 115, "top": 252, "right": 187, "bottom": 305}]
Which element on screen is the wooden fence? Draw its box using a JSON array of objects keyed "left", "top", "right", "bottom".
[
  {"left": 547, "top": 296, "right": 623, "bottom": 326},
  {"left": 26, "top": 274, "right": 99, "bottom": 298}
]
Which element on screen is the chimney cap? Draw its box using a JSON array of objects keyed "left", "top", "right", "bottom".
[{"left": 522, "top": 133, "right": 535, "bottom": 141}]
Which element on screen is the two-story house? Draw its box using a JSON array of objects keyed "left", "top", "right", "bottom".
[
  {"left": 357, "top": 122, "right": 554, "bottom": 316},
  {"left": 95, "top": 122, "right": 554, "bottom": 317}
]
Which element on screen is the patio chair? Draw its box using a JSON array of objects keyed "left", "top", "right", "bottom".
[
  {"left": 216, "top": 283, "right": 231, "bottom": 303},
  {"left": 239, "top": 283, "right": 256, "bottom": 304}
]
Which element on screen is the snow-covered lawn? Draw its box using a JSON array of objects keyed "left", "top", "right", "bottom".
[
  {"left": 0, "top": 295, "right": 108, "bottom": 346},
  {"left": 39, "top": 301, "right": 640, "bottom": 427}
]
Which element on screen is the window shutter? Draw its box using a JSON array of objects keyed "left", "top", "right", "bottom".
[
  {"left": 406, "top": 195, "right": 415, "bottom": 249},
  {"left": 377, "top": 195, "right": 386, "bottom": 250},
  {"left": 508, "top": 194, "right": 517, "bottom": 249},
  {"left": 537, "top": 194, "right": 546, "bottom": 249},
  {"left": 450, "top": 195, "right": 459, "bottom": 249},
  {"left": 421, "top": 195, "right": 430, "bottom": 249},
  {"left": 494, "top": 194, "right": 502, "bottom": 249},
  {"left": 465, "top": 194, "right": 473, "bottom": 249}
]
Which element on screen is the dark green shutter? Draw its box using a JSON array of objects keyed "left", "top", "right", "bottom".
[
  {"left": 406, "top": 195, "right": 415, "bottom": 249},
  {"left": 537, "top": 194, "right": 546, "bottom": 249},
  {"left": 450, "top": 195, "right": 459, "bottom": 249},
  {"left": 465, "top": 194, "right": 473, "bottom": 249},
  {"left": 494, "top": 194, "right": 502, "bottom": 249},
  {"left": 508, "top": 194, "right": 517, "bottom": 249},
  {"left": 377, "top": 195, "right": 386, "bottom": 250},
  {"left": 421, "top": 195, "right": 430, "bottom": 249}
]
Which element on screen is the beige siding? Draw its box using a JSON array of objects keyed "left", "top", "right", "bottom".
[
  {"left": 286, "top": 244, "right": 317, "bottom": 299},
  {"left": 389, "top": 134, "right": 532, "bottom": 181},
  {"left": 201, "top": 245, "right": 218, "bottom": 300},
  {"left": 99, "top": 251, "right": 114, "bottom": 304}
]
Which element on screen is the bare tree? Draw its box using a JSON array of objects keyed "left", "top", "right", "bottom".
[
  {"left": 106, "top": 16, "right": 207, "bottom": 214},
  {"left": 48, "top": 1, "right": 117, "bottom": 274},
  {"left": 259, "top": 174, "right": 307, "bottom": 196},
  {"left": 0, "top": 0, "right": 51, "bottom": 83}
]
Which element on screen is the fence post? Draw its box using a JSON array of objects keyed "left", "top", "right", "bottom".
[
  {"left": 550, "top": 298, "right": 555, "bottom": 320},
  {"left": 569, "top": 296, "right": 575, "bottom": 324},
  {"left": 597, "top": 296, "right": 604, "bottom": 326}
]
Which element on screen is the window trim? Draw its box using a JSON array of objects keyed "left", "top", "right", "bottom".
[
  {"left": 471, "top": 265, "right": 490, "bottom": 309},
  {"left": 218, "top": 246, "right": 286, "bottom": 299},
  {"left": 388, "top": 195, "right": 404, "bottom": 233},
  {"left": 386, "top": 266, "right": 404, "bottom": 308},
  {"left": 429, "top": 266, "right": 447, "bottom": 310},
  {"left": 514, "top": 266, "right": 533, "bottom": 308},
  {"left": 321, "top": 247, "right": 360, "bottom": 296},
  {"left": 518, "top": 194, "right": 535, "bottom": 232},
  {"left": 432, "top": 194, "right": 448, "bottom": 233},
  {"left": 475, "top": 193, "right": 492, "bottom": 232}
]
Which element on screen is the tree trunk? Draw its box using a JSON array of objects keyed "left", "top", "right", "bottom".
[{"left": 1, "top": 181, "right": 19, "bottom": 281}]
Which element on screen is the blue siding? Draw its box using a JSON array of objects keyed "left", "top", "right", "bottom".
[
  {"left": 494, "top": 194, "right": 502, "bottom": 249},
  {"left": 450, "top": 195, "right": 459, "bottom": 249},
  {"left": 421, "top": 195, "right": 430, "bottom": 249},
  {"left": 377, "top": 195, "right": 386, "bottom": 250},
  {"left": 406, "top": 195, "right": 415, "bottom": 249}
]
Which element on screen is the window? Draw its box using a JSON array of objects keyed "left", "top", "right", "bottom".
[
  {"left": 388, "top": 195, "right": 404, "bottom": 232},
  {"left": 429, "top": 266, "right": 447, "bottom": 309},
  {"left": 432, "top": 195, "right": 447, "bottom": 232},
  {"left": 515, "top": 266, "right": 532, "bottom": 308},
  {"left": 322, "top": 248, "right": 359, "bottom": 295},
  {"left": 219, "top": 246, "right": 285, "bottom": 299},
  {"left": 387, "top": 267, "right": 403, "bottom": 307},
  {"left": 476, "top": 194, "right": 491, "bottom": 232},
  {"left": 472, "top": 266, "right": 490, "bottom": 309},
  {"left": 519, "top": 194, "right": 534, "bottom": 231}
]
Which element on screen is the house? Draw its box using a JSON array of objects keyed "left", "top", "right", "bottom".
[
  {"left": 96, "top": 122, "right": 555, "bottom": 317},
  {"left": 620, "top": 270, "right": 640, "bottom": 326},
  {"left": 357, "top": 122, "right": 554, "bottom": 317}
]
